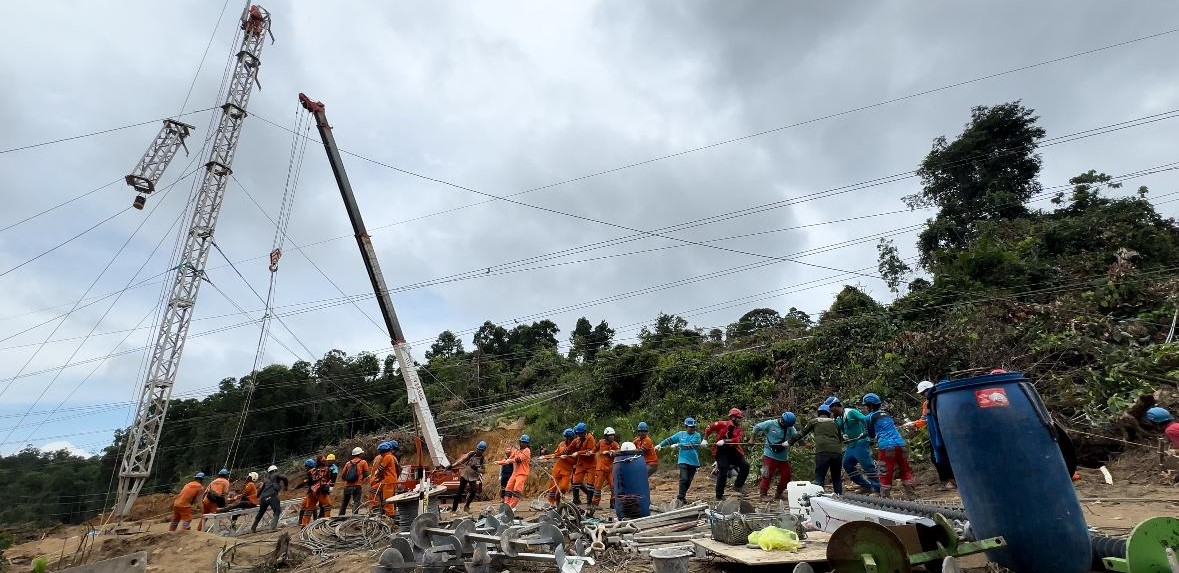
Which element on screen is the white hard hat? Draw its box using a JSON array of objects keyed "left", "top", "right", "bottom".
[
  {"left": 604, "top": 426, "right": 616, "bottom": 436},
  {"left": 248, "top": 472, "right": 259, "bottom": 481},
  {"left": 620, "top": 441, "right": 637, "bottom": 451},
  {"left": 267, "top": 465, "right": 278, "bottom": 472},
  {"left": 916, "top": 380, "right": 934, "bottom": 395},
  {"left": 352, "top": 447, "right": 364, "bottom": 456}
]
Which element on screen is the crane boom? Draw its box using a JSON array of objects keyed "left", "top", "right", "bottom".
[
  {"left": 298, "top": 93, "right": 449, "bottom": 468},
  {"left": 115, "top": 5, "right": 273, "bottom": 517}
]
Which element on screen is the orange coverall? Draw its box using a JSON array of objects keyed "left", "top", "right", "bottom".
[
  {"left": 545, "top": 440, "right": 576, "bottom": 503},
  {"left": 570, "top": 433, "right": 596, "bottom": 494},
  {"left": 371, "top": 452, "right": 399, "bottom": 517},
  {"left": 170, "top": 480, "right": 204, "bottom": 531},
  {"left": 633, "top": 435, "right": 658, "bottom": 469},
  {"left": 588, "top": 438, "right": 620, "bottom": 507},
  {"left": 500, "top": 446, "right": 532, "bottom": 508},
  {"left": 202, "top": 477, "right": 230, "bottom": 523},
  {"left": 242, "top": 481, "right": 259, "bottom": 505},
  {"left": 300, "top": 466, "right": 333, "bottom": 525}
]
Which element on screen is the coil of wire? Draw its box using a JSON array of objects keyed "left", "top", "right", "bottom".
[{"left": 297, "top": 515, "right": 395, "bottom": 554}]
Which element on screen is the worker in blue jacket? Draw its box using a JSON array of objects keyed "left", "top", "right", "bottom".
[
  {"left": 864, "top": 393, "right": 916, "bottom": 498},
  {"left": 655, "top": 417, "right": 707, "bottom": 506},
  {"left": 828, "top": 396, "right": 880, "bottom": 493}
]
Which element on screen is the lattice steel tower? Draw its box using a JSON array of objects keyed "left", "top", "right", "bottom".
[{"left": 116, "top": 5, "right": 273, "bottom": 516}]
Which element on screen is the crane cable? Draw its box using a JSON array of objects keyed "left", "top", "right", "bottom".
[{"left": 225, "top": 103, "right": 311, "bottom": 469}]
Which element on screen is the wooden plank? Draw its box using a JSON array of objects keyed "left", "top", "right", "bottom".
[{"left": 692, "top": 531, "right": 830, "bottom": 566}]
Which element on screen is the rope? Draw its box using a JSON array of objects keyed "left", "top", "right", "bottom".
[{"left": 225, "top": 105, "right": 311, "bottom": 469}]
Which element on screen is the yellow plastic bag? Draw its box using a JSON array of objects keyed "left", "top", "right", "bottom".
[{"left": 747, "top": 526, "right": 802, "bottom": 552}]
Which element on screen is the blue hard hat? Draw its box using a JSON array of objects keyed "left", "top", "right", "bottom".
[
  {"left": 476, "top": 441, "right": 488, "bottom": 451},
  {"left": 563, "top": 428, "right": 575, "bottom": 438},
  {"left": 862, "top": 393, "right": 881, "bottom": 405},
  {"left": 194, "top": 472, "right": 206, "bottom": 480},
  {"left": 519, "top": 434, "right": 531, "bottom": 444},
  {"left": 780, "top": 412, "right": 797, "bottom": 427},
  {"left": 1147, "top": 407, "right": 1174, "bottom": 424},
  {"left": 218, "top": 468, "right": 230, "bottom": 477},
  {"left": 683, "top": 417, "right": 697, "bottom": 427},
  {"left": 824, "top": 395, "right": 840, "bottom": 407},
  {"left": 304, "top": 459, "right": 316, "bottom": 468},
  {"left": 637, "top": 422, "right": 649, "bottom": 432},
  {"left": 378, "top": 441, "right": 392, "bottom": 452},
  {"left": 817, "top": 404, "right": 832, "bottom": 414},
  {"left": 389, "top": 440, "right": 400, "bottom": 450},
  {"left": 574, "top": 422, "right": 587, "bottom": 434}
]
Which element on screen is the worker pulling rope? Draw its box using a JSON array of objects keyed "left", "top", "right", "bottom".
[{"left": 224, "top": 102, "right": 311, "bottom": 469}]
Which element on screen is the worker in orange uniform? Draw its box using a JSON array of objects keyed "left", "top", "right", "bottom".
[
  {"left": 170, "top": 472, "right": 206, "bottom": 532},
  {"left": 496, "top": 434, "right": 532, "bottom": 508},
  {"left": 371, "top": 441, "right": 400, "bottom": 517},
  {"left": 569, "top": 422, "right": 596, "bottom": 506},
  {"left": 203, "top": 468, "right": 232, "bottom": 521},
  {"left": 297, "top": 458, "right": 332, "bottom": 525},
  {"left": 632, "top": 422, "right": 659, "bottom": 477},
  {"left": 314, "top": 456, "right": 335, "bottom": 518},
  {"left": 220, "top": 471, "right": 260, "bottom": 527},
  {"left": 705, "top": 408, "right": 750, "bottom": 501},
  {"left": 340, "top": 447, "right": 370, "bottom": 515},
  {"left": 543, "top": 428, "right": 577, "bottom": 507},
  {"left": 586, "top": 427, "right": 621, "bottom": 516}
]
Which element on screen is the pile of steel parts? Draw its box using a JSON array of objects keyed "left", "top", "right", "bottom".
[{"left": 581, "top": 501, "right": 711, "bottom": 557}]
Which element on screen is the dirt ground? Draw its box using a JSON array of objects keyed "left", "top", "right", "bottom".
[{"left": 7, "top": 449, "right": 1177, "bottom": 573}]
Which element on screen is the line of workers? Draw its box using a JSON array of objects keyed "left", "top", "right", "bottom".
[
  {"left": 504, "top": 382, "right": 950, "bottom": 512},
  {"left": 171, "top": 382, "right": 955, "bottom": 531},
  {"left": 170, "top": 440, "right": 405, "bottom": 532}
]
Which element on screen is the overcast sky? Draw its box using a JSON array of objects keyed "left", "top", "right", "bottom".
[{"left": 2, "top": 1, "right": 1178, "bottom": 457}]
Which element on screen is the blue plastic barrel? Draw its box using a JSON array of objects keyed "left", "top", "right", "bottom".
[
  {"left": 613, "top": 452, "right": 650, "bottom": 519},
  {"left": 931, "top": 371, "right": 1090, "bottom": 573}
]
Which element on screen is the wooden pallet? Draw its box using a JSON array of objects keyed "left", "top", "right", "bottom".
[{"left": 692, "top": 530, "right": 830, "bottom": 567}]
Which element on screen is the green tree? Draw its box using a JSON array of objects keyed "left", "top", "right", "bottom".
[
  {"left": 426, "top": 330, "right": 465, "bottom": 359},
  {"left": 587, "top": 321, "right": 615, "bottom": 362},
  {"left": 876, "top": 238, "right": 912, "bottom": 295},
  {"left": 638, "top": 313, "right": 702, "bottom": 349},
  {"left": 907, "top": 102, "right": 1046, "bottom": 264},
  {"left": 568, "top": 317, "right": 593, "bottom": 361},
  {"left": 726, "top": 308, "right": 782, "bottom": 339}
]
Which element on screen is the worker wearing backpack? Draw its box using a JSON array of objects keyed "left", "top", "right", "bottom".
[{"left": 340, "top": 447, "right": 370, "bottom": 515}]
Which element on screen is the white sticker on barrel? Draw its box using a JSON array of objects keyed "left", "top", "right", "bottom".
[{"left": 974, "top": 388, "right": 1010, "bottom": 408}]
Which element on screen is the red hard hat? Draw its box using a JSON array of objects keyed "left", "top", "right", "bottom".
[{"left": 728, "top": 408, "right": 744, "bottom": 417}]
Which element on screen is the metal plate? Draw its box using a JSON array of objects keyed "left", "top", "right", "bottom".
[{"left": 827, "top": 521, "right": 913, "bottom": 573}]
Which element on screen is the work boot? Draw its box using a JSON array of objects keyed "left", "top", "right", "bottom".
[
  {"left": 880, "top": 487, "right": 892, "bottom": 499},
  {"left": 733, "top": 486, "right": 747, "bottom": 498},
  {"left": 773, "top": 492, "right": 785, "bottom": 502},
  {"left": 270, "top": 514, "right": 280, "bottom": 531},
  {"left": 758, "top": 494, "right": 770, "bottom": 503},
  {"left": 902, "top": 484, "right": 917, "bottom": 499},
  {"left": 855, "top": 485, "right": 874, "bottom": 494}
]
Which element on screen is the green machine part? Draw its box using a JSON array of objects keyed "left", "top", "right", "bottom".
[
  {"left": 1101, "top": 517, "right": 1179, "bottom": 573},
  {"left": 826, "top": 514, "right": 1006, "bottom": 573}
]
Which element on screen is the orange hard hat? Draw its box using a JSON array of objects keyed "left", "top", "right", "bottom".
[{"left": 728, "top": 408, "right": 744, "bottom": 418}]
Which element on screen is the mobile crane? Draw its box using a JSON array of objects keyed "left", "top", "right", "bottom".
[{"left": 297, "top": 93, "right": 459, "bottom": 495}]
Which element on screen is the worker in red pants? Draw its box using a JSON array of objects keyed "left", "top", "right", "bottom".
[
  {"left": 863, "top": 393, "right": 916, "bottom": 498},
  {"left": 752, "top": 412, "right": 800, "bottom": 501}
]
